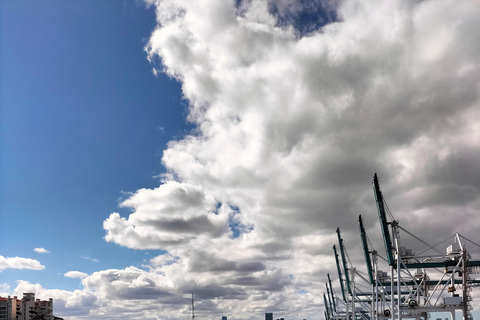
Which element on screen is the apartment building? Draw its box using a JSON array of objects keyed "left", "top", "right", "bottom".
[
  {"left": 0, "top": 293, "right": 62, "bottom": 320},
  {"left": 0, "top": 295, "right": 20, "bottom": 320}
]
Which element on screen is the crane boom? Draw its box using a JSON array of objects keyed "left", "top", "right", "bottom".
[
  {"left": 323, "top": 293, "right": 331, "bottom": 320},
  {"left": 333, "top": 244, "right": 347, "bottom": 302},
  {"left": 337, "top": 227, "right": 352, "bottom": 294},
  {"left": 325, "top": 283, "right": 334, "bottom": 318},
  {"left": 358, "top": 215, "right": 374, "bottom": 284},
  {"left": 373, "top": 173, "right": 395, "bottom": 266},
  {"left": 327, "top": 273, "right": 337, "bottom": 313}
]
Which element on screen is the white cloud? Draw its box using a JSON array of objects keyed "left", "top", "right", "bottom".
[
  {"left": 0, "top": 283, "right": 10, "bottom": 296},
  {"left": 64, "top": 271, "right": 89, "bottom": 279},
  {"left": 12, "top": 280, "right": 97, "bottom": 318},
  {"left": 0, "top": 256, "right": 45, "bottom": 272},
  {"left": 104, "top": 181, "right": 229, "bottom": 250},
  {"left": 150, "top": 253, "right": 176, "bottom": 267},
  {"left": 97, "top": 0, "right": 480, "bottom": 318},
  {"left": 34, "top": 247, "right": 49, "bottom": 253},
  {"left": 80, "top": 256, "right": 99, "bottom": 263}
]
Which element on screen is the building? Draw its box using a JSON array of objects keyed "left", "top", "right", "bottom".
[
  {"left": 0, "top": 295, "right": 20, "bottom": 320},
  {"left": 222, "top": 316, "right": 227, "bottom": 320},
  {"left": 265, "top": 313, "right": 273, "bottom": 320},
  {"left": 0, "top": 297, "right": 9, "bottom": 320},
  {"left": 0, "top": 293, "right": 62, "bottom": 320}
]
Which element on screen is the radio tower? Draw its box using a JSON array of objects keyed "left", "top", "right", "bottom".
[{"left": 192, "top": 293, "right": 195, "bottom": 320}]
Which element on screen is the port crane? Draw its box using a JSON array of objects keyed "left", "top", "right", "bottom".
[
  {"left": 323, "top": 174, "right": 480, "bottom": 320},
  {"left": 327, "top": 227, "right": 378, "bottom": 320}
]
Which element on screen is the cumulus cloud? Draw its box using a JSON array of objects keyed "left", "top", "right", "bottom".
[
  {"left": 96, "top": 0, "right": 480, "bottom": 319},
  {"left": 12, "top": 280, "right": 97, "bottom": 318},
  {"left": 104, "top": 181, "right": 230, "bottom": 249},
  {"left": 64, "top": 271, "right": 89, "bottom": 279},
  {"left": 0, "top": 283, "right": 11, "bottom": 296},
  {"left": 34, "top": 247, "right": 50, "bottom": 253},
  {"left": 0, "top": 256, "right": 45, "bottom": 272}
]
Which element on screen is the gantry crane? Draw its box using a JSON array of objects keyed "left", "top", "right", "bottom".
[
  {"left": 372, "top": 173, "right": 480, "bottom": 320},
  {"left": 323, "top": 174, "right": 480, "bottom": 320}
]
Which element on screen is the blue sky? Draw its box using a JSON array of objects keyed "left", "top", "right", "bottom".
[
  {"left": 1, "top": 0, "right": 480, "bottom": 320},
  {"left": 1, "top": 0, "right": 183, "bottom": 290}
]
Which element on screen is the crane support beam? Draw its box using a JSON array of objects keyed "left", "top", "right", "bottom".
[
  {"left": 396, "top": 260, "right": 480, "bottom": 269},
  {"left": 378, "top": 279, "right": 480, "bottom": 286},
  {"left": 333, "top": 244, "right": 347, "bottom": 302},
  {"left": 358, "top": 215, "right": 374, "bottom": 284},
  {"left": 373, "top": 173, "right": 395, "bottom": 266}
]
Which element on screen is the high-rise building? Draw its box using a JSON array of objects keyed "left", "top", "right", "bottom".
[
  {"left": 222, "top": 316, "right": 227, "bottom": 320},
  {"left": 265, "top": 312, "right": 273, "bottom": 320},
  {"left": 20, "top": 293, "right": 36, "bottom": 320},
  {"left": 0, "top": 295, "right": 19, "bottom": 320},
  {"left": 0, "top": 293, "right": 63, "bottom": 320}
]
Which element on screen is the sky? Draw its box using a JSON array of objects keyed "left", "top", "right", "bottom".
[{"left": 0, "top": 0, "right": 479, "bottom": 319}]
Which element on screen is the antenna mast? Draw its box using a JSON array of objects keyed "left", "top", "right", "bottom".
[{"left": 192, "top": 293, "right": 195, "bottom": 320}]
